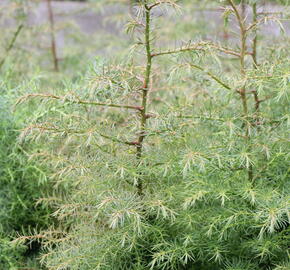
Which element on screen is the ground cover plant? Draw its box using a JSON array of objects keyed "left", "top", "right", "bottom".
[{"left": 1, "top": 0, "right": 289, "bottom": 269}]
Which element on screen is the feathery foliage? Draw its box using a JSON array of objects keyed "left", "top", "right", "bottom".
[{"left": 8, "top": 0, "right": 290, "bottom": 269}]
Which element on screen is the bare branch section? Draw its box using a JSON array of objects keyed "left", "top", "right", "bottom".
[{"left": 16, "top": 93, "right": 143, "bottom": 111}]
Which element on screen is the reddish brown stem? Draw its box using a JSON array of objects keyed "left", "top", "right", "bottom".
[
  {"left": 16, "top": 93, "right": 143, "bottom": 111},
  {"left": 229, "top": 0, "right": 254, "bottom": 182},
  {"left": 46, "top": 0, "right": 59, "bottom": 71},
  {"left": 229, "top": 0, "right": 248, "bottom": 117},
  {"left": 151, "top": 42, "right": 245, "bottom": 58},
  {"left": 252, "top": 3, "right": 260, "bottom": 115},
  {"left": 135, "top": 3, "right": 152, "bottom": 196}
]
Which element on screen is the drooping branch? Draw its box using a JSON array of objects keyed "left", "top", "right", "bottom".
[{"left": 16, "top": 93, "right": 143, "bottom": 111}]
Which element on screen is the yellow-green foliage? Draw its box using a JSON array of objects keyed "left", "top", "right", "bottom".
[{"left": 1, "top": 0, "right": 289, "bottom": 269}]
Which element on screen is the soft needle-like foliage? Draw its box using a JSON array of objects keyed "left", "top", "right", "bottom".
[{"left": 16, "top": 0, "right": 289, "bottom": 269}]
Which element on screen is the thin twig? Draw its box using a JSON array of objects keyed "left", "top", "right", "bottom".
[
  {"left": 151, "top": 42, "right": 251, "bottom": 58},
  {"left": 148, "top": 1, "right": 179, "bottom": 10},
  {"left": 0, "top": 24, "right": 23, "bottom": 69},
  {"left": 25, "top": 124, "right": 137, "bottom": 146},
  {"left": 186, "top": 63, "right": 232, "bottom": 90},
  {"left": 16, "top": 93, "right": 143, "bottom": 111}
]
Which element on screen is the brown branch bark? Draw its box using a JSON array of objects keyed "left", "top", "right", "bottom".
[
  {"left": 228, "top": 0, "right": 253, "bottom": 182},
  {"left": 151, "top": 42, "right": 247, "bottom": 58},
  {"left": 135, "top": 3, "right": 153, "bottom": 196},
  {"left": 46, "top": 0, "right": 59, "bottom": 71},
  {"left": 252, "top": 3, "right": 260, "bottom": 115},
  {"left": 16, "top": 93, "right": 143, "bottom": 111}
]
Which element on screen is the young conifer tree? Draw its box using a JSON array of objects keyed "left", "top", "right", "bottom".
[{"left": 17, "top": 0, "right": 289, "bottom": 269}]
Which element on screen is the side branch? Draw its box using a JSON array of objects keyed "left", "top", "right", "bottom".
[
  {"left": 151, "top": 42, "right": 207, "bottom": 57},
  {"left": 187, "top": 63, "right": 232, "bottom": 90},
  {"left": 246, "top": 16, "right": 281, "bottom": 33},
  {"left": 151, "top": 42, "right": 250, "bottom": 58},
  {"left": 23, "top": 124, "right": 139, "bottom": 146},
  {"left": 16, "top": 93, "right": 143, "bottom": 111},
  {"left": 212, "top": 44, "right": 251, "bottom": 57},
  {"left": 148, "top": 1, "right": 180, "bottom": 10}
]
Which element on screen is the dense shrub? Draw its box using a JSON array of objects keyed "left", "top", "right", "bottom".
[
  {"left": 0, "top": 236, "right": 26, "bottom": 270},
  {"left": 0, "top": 82, "right": 52, "bottom": 268}
]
